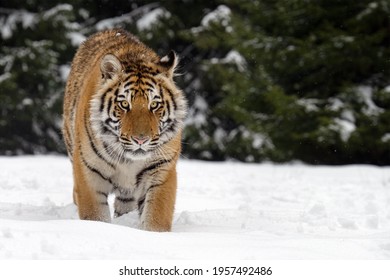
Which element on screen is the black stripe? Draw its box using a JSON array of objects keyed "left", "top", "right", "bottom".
[
  {"left": 165, "top": 121, "right": 177, "bottom": 134},
  {"left": 146, "top": 184, "right": 159, "bottom": 193},
  {"left": 84, "top": 117, "right": 115, "bottom": 168},
  {"left": 136, "top": 184, "right": 163, "bottom": 217},
  {"left": 147, "top": 76, "right": 157, "bottom": 84},
  {"left": 160, "top": 120, "right": 175, "bottom": 135},
  {"left": 116, "top": 196, "right": 135, "bottom": 203},
  {"left": 137, "top": 196, "right": 146, "bottom": 217},
  {"left": 165, "top": 100, "right": 171, "bottom": 118},
  {"left": 145, "top": 81, "right": 155, "bottom": 89},
  {"left": 109, "top": 118, "right": 120, "bottom": 124},
  {"left": 166, "top": 89, "right": 177, "bottom": 110},
  {"left": 137, "top": 78, "right": 145, "bottom": 85},
  {"left": 102, "top": 141, "right": 121, "bottom": 164},
  {"left": 135, "top": 159, "right": 172, "bottom": 188},
  {"left": 100, "top": 89, "right": 111, "bottom": 111},
  {"left": 100, "top": 201, "right": 108, "bottom": 206},
  {"left": 79, "top": 147, "right": 122, "bottom": 190},
  {"left": 96, "top": 191, "right": 108, "bottom": 198},
  {"left": 114, "top": 210, "right": 125, "bottom": 218},
  {"left": 148, "top": 184, "right": 158, "bottom": 190},
  {"left": 103, "top": 119, "right": 118, "bottom": 133},
  {"left": 132, "top": 72, "right": 157, "bottom": 83},
  {"left": 101, "top": 123, "right": 116, "bottom": 136},
  {"left": 102, "top": 141, "right": 114, "bottom": 155},
  {"left": 124, "top": 80, "right": 134, "bottom": 88},
  {"left": 149, "top": 140, "right": 158, "bottom": 147},
  {"left": 123, "top": 76, "right": 133, "bottom": 88},
  {"left": 124, "top": 67, "right": 134, "bottom": 74},
  {"left": 81, "top": 152, "right": 109, "bottom": 182},
  {"left": 107, "top": 97, "right": 112, "bottom": 113}
]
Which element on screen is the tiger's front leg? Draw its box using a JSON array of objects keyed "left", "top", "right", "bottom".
[
  {"left": 139, "top": 168, "right": 177, "bottom": 232},
  {"left": 73, "top": 154, "right": 111, "bottom": 222}
]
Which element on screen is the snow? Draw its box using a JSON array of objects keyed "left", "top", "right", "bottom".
[
  {"left": 381, "top": 133, "right": 390, "bottom": 143},
  {"left": 58, "top": 65, "right": 71, "bottom": 82},
  {"left": 328, "top": 97, "right": 344, "bottom": 111},
  {"left": 0, "top": 73, "right": 11, "bottom": 83},
  {"left": 213, "top": 128, "right": 226, "bottom": 150},
  {"left": 250, "top": 131, "right": 269, "bottom": 151},
  {"left": 95, "top": 4, "right": 165, "bottom": 31},
  {"left": 334, "top": 109, "right": 356, "bottom": 142},
  {"left": 1, "top": 156, "right": 390, "bottom": 259},
  {"left": 335, "top": 119, "right": 355, "bottom": 141},
  {"left": 357, "top": 86, "right": 384, "bottom": 116},
  {"left": 185, "top": 95, "right": 208, "bottom": 128},
  {"left": 297, "top": 98, "right": 320, "bottom": 112},
  {"left": 136, "top": 8, "right": 170, "bottom": 31},
  {"left": 66, "top": 32, "right": 86, "bottom": 46},
  {"left": 191, "top": 5, "right": 232, "bottom": 34},
  {"left": 327, "top": 98, "right": 358, "bottom": 142},
  {"left": 211, "top": 50, "right": 247, "bottom": 72},
  {"left": 0, "top": 4, "right": 74, "bottom": 40},
  {"left": 357, "top": 1, "right": 381, "bottom": 20},
  {"left": 96, "top": 12, "right": 134, "bottom": 31},
  {"left": 0, "top": 10, "right": 37, "bottom": 39},
  {"left": 41, "top": 4, "right": 73, "bottom": 20},
  {"left": 332, "top": 35, "right": 355, "bottom": 48},
  {"left": 201, "top": 5, "right": 231, "bottom": 29}
]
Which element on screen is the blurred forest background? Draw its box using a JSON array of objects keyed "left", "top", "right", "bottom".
[{"left": 1, "top": 0, "right": 390, "bottom": 165}]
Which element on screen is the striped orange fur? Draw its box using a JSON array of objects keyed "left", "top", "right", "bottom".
[{"left": 62, "top": 29, "right": 187, "bottom": 231}]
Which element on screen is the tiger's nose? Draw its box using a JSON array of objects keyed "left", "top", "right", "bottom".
[{"left": 131, "top": 135, "right": 150, "bottom": 145}]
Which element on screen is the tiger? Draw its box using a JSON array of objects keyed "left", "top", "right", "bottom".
[{"left": 62, "top": 29, "right": 187, "bottom": 232}]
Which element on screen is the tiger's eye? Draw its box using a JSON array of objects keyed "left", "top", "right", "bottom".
[
  {"left": 120, "top": 100, "right": 129, "bottom": 110},
  {"left": 150, "top": 101, "right": 159, "bottom": 110}
]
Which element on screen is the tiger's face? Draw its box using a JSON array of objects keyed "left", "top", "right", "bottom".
[{"left": 90, "top": 52, "right": 187, "bottom": 161}]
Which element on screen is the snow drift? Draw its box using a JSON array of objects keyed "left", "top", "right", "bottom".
[{"left": 0, "top": 156, "right": 389, "bottom": 259}]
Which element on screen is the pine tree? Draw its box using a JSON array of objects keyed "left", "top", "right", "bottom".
[
  {"left": 240, "top": 0, "right": 390, "bottom": 164},
  {"left": 0, "top": 3, "right": 81, "bottom": 154},
  {"left": 167, "top": 0, "right": 390, "bottom": 164},
  {"left": 1, "top": 0, "right": 389, "bottom": 165}
]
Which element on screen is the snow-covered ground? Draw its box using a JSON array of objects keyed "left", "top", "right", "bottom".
[{"left": 0, "top": 156, "right": 389, "bottom": 259}]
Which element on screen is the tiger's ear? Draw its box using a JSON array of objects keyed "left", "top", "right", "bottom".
[
  {"left": 158, "top": 50, "right": 178, "bottom": 79},
  {"left": 100, "top": 54, "right": 122, "bottom": 80}
]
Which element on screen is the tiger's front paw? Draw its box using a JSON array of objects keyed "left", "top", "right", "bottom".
[{"left": 140, "top": 219, "right": 172, "bottom": 232}]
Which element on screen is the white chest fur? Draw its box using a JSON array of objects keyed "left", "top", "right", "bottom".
[{"left": 110, "top": 160, "right": 146, "bottom": 193}]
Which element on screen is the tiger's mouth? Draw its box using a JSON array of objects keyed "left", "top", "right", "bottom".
[
  {"left": 133, "top": 148, "right": 148, "bottom": 155},
  {"left": 121, "top": 143, "right": 153, "bottom": 160}
]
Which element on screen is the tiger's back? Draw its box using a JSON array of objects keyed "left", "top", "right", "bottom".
[{"left": 63, "top": 29, "right": 187, "bottom": 231}]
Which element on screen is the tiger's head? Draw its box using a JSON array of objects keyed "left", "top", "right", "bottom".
[{"left": 90, "top": 51, "right": 187, "bottom": 161}]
